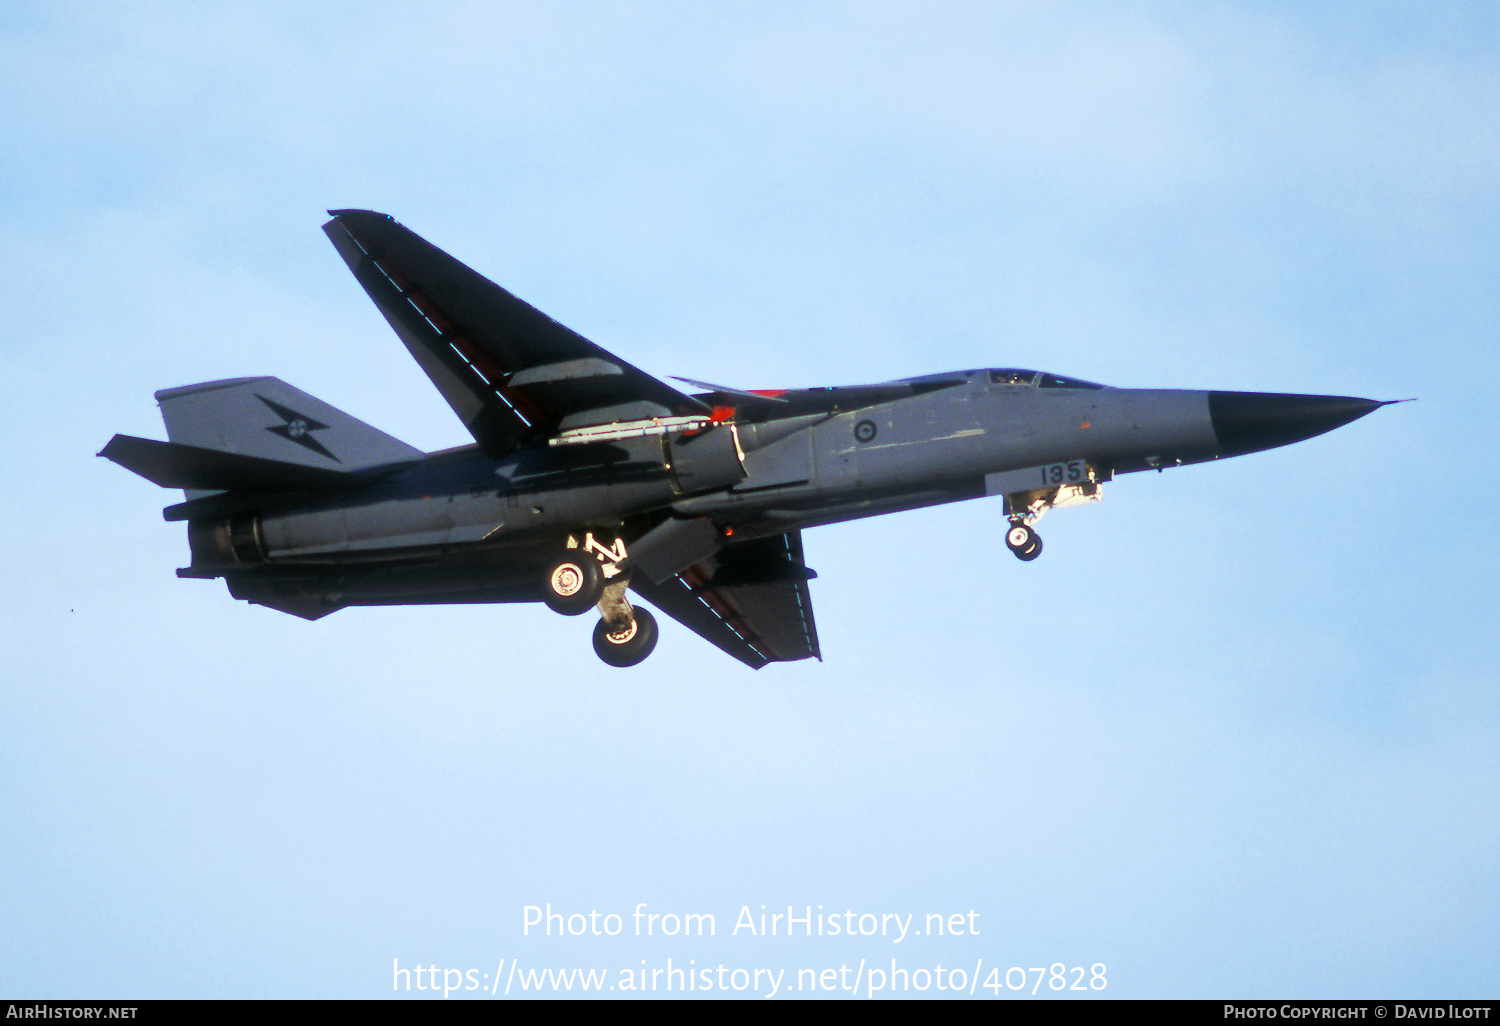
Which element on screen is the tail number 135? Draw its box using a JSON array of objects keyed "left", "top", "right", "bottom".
[{"left": 1039, "top": 460, "right": 1087, "bottom": 486}]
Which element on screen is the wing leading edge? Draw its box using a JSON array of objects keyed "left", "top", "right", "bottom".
[
  {"left": 323, "top": 209, "right": 708, "bottom": 458},
  {"left": 630, "top": 532, "right": 821, "bottom": 669}
]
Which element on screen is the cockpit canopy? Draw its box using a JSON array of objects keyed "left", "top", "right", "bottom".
[{"left": 985, "top": 368, "right": 1104, "bottom": 389}]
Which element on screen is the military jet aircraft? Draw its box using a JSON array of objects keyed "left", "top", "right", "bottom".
[{"left": 101, "top": 210, "right": 1397, "bottom": 668}]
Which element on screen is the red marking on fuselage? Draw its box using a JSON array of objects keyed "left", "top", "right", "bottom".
[{"left": 748, "top": 389, "right": 789, "bottom": 398}]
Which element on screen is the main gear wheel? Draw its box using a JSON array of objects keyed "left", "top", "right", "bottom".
[
  {"left": 593, "top": 607, "right": 659, "bottom": 667},
  {"left": 542, "top": 550, "right": 604, "bottom": 615}
]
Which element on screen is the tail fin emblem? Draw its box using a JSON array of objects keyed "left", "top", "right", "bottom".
[{"left": 256, "top": 395, "right": 340, "bottom": 462}]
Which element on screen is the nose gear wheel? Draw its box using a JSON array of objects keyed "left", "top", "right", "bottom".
[{"left": 1005, "top": 522, "right": 1043, "bottom": 561}]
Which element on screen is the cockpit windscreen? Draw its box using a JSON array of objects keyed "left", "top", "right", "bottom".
[
  {"left": 1038, "top": 372, "right": 1104, "bottom": 389},
  {"left": 988, "top": 368, "right": 1038, "bottom": 386},
  {"left": 987, "top": 368, "right": 1105, "bottom": 389}
]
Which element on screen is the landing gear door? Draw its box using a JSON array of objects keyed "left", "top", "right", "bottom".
[
  {"left": 986, "top": 459, "right": 1110, "bottom": 522},
  {"left": 985, "top": 458, "right": 1096, "bottom": 496}
]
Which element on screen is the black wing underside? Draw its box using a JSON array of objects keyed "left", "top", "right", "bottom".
[
  {"left": 630, "top": 532, "right": 821, "bottom": 669},
  {"left": 323, "top": 209, "right": 708, "bottom": 458}
]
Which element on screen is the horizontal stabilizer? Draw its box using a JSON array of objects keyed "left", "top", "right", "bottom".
[{"left": 100, "top": 434, "right": 378, "bottom": 493}]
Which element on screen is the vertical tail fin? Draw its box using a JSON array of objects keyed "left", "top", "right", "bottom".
[{"left": 155, "top": 377, "right": 422, "bottom": 495}]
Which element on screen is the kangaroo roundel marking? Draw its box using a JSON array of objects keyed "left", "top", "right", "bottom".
[
  {"left": 854, "top": 419, "right": 878, "bottom": 443},
  {"left": 255, "top": 394, "right": 339, "bottom": 461}
]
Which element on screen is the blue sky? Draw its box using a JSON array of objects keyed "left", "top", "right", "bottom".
[{"left": 1, "top": 1, "right": 1497, "bottom": 999}]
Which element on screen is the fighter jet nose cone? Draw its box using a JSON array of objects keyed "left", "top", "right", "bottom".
[{"left": 1209, "top": 391, "right": 1388, "bottom": 457}]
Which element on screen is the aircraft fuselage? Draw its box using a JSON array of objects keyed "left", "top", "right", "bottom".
[{"left": 189, "top": 374, "right": 1380, "bottom": 580}]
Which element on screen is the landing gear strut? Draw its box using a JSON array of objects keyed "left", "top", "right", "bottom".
[
  {"left": 1005, "top": 521, "right": 1043, "bottom": 561},
  {"left": 593, "top": 577, "right": 657, "bottom": 666}
]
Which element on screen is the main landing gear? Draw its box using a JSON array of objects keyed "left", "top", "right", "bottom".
[
  {"left": 541, "top": 533, "right": 659, "bottom": 667},
  {"left": 1005, "top": 521, "right": 1043, "bottom": 561}
]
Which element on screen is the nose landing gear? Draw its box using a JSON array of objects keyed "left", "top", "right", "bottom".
[{"left": 999, "top": 468, "right": 1106, "bottom": 562}]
